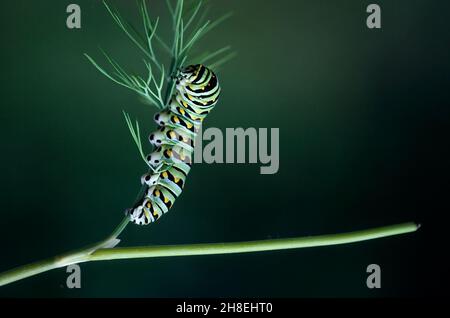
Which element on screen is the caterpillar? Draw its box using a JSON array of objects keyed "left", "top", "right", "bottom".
[{"left": 127, "top": 64, "right": 221, "bottom": 225}]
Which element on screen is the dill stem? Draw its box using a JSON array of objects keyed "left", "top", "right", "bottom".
[{"left": 0, "top": 222, "right": 419, "bottom": 287}]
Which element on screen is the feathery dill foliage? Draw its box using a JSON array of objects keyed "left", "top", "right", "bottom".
[{"left": 85, "top": 0, "right": 235, "bottom": 164}]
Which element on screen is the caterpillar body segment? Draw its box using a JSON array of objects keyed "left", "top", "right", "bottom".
[
  {"left": 148, "top": 126, "right": 194, "bottom": 152},
  {"left": 128, "top": 64, "right": 220, "bottom": 225}
]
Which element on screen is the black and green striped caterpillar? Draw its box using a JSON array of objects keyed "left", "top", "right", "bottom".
[{"left": 127, "top": 64, "right": 221, "bottom": 225}]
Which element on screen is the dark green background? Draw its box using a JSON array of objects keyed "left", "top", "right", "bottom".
[{"left": 0, "top": 0, "right": 448, "bottom": 297}]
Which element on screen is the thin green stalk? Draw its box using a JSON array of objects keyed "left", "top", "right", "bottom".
[
  {"left": 105, "top": 215, "right": 131, "bottom": 242},
  {"left": 90, "top": 222, "right": 419, "bottom": 260},
  {"left": 0, "top": 222, "right": 419, "bottom": 287},
  {"left": 0, "top": 215, "right": 130, "bottom": 287}
]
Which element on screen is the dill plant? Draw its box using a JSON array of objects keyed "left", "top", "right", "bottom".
[{"left": 0, "top": 0, "right": 418, "bottom": 288}]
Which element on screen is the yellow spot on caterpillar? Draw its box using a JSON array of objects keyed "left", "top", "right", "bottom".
[
  {"left": 162, "top": 171, "right": 169, "bottom": 178},
  {"left": 169, "top": 131, "right": 176, "bottom": 139},
  {"left": 155, "top": 189, "right": 160, "bottom": 197},
  {"left": 186, "top": 122, "right": 193, "bottom": 129},
  {"left": 174, "top": 177, "right": 180, "bottom": 183},
  {"left": 164, "top": 197, "right": 169, "bottom": 203}
]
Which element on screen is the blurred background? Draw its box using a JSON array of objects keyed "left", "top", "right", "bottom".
[{"left": 0, "top": 0, "right": 448, "bottom": 297}]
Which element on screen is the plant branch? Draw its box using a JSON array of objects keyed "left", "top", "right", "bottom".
[
  {"left": 0, "top": 222, "right": 419, "bottom": 287},
  {"left": 0, "top": 215, "right": 130, "bottom": 287}
]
